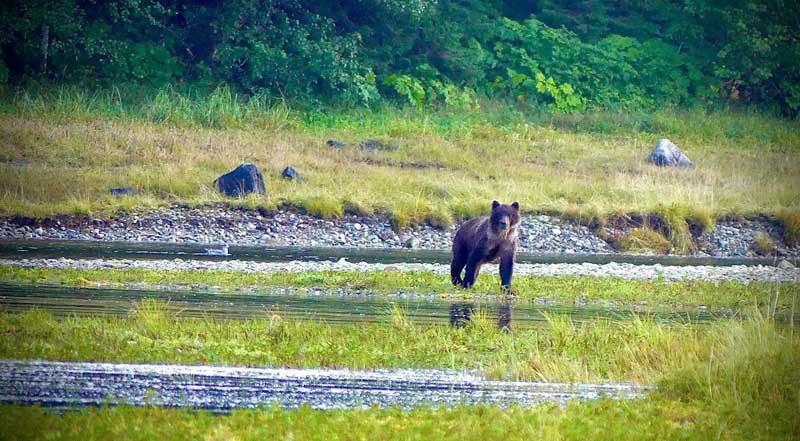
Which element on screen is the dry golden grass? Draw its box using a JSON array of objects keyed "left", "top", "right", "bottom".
[{"left": 1, "top": 110, "right": 799, "bottom": 225}]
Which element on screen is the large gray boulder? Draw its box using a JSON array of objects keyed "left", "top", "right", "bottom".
[
  {"left": 648, "top": 139, "right": 693, "bottom": 168},
  {"left": 214, "top": 163, "right": 266, "bottom": 197}
]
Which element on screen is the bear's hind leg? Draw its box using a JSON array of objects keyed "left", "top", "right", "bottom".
[
  {"left": 450, "top": 253, "right": 467, "bottom": 285},
  {"left": 461, "top": 247, "right": 486, "bottom": 288}
]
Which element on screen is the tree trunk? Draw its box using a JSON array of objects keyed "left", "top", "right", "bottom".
[{"left": 39, "top": 24, "right": 49, "bottom": 74}]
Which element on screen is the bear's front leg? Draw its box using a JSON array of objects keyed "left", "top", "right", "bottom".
[{"left": 499, "top": 253, "right": 514, "bottom": 289}]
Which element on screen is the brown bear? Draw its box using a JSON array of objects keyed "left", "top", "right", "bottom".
[{"left": 451, "top": 200, "right": 520, "bottom": 290}]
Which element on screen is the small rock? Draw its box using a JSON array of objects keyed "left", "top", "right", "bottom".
[
  {"left": 777, "top": 259, "right": 795, "bottom": 270},
  {"left": 282, "top": 166, "right": 300, "bottom": 180},
  {"left": 359, "top": 139, "right": 395, "bottom": 152},
  {"left": 109, "top": 187, "right": 136, "bottom": 196},
  {"left": 403, "top": 236, "right": 420, "bottom": 249},
  {"left": 326, "top": 139, "right": 346, "bottom": 148},
  {"left": 378, "top": 230, "right": 397, "bottom": 242}
]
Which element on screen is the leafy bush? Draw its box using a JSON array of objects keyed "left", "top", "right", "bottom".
[{"left": 0, "top": 1, "right": 797, "bottom": 113}]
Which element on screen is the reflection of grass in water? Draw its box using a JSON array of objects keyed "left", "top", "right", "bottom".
[
  {"left": 1, "top": 307, "right": 797, "bottom": 440},
  {"left": 1, "top": 264, "right": 797, "bottom": 310},
  {"left": 3, "top": 302, "right": 797, "bottom": 386}
]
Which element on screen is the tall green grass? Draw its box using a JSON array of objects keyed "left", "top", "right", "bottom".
[
  {"left": 1, "top": 85, "right": 293, "bottom": 130},
  {"left": 0, "top": 400, "right": 726, "bottom": 441},
  {"left": 659, "top": 307, "right": 800, "bottom": 439},
  {"left": 1, "top": 300, "right": 796, "bottom": 386},
  {"left": 3, "top": 85, "right": 798, "bottom": 149}
]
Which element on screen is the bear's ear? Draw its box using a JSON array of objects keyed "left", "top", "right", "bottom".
[
  {"left": 511, "top": 201, "right": 519, "bottom": 211},
  {"left": 492, "top": 200, "right": 500, "bottom": 210}
]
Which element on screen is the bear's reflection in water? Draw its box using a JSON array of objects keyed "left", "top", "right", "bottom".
[{"left": 449, "top": 301, "right": 513, "bottom": 331}]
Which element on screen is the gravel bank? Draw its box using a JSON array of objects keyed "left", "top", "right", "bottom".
[
  {"left": 3, "top": 258, "right": 797, "bottom": 283},
  {"left": 0, "top": 208, "right": 613, "bottom": 254},
  {"left": 3, "top": 207, "right": 798, "bottom": 258}
]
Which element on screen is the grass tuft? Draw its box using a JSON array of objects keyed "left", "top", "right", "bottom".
[
  {"left": 778, "top": 210, "right": 800, "bottom": 247},
  {"left": 751, "top": 232, "right": 776, "bottom": 256},
  {"left": 618, "top": 228, "right": 672, "bottom": 254},
  {"left": 652, "top": 204, "right": 699, "bottom": 255}
]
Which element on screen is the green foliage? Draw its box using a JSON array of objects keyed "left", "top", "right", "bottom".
[
  {"left": 383, "top": 72, "right": 478, "bottom": 110},
  {"left": 485, "top": 18, "right": 705, "bottom": 110},
  {"left": 209, "top": 0, "right": 377, "bottom": 105},
  {"left": 1, "top": 1, "right": 797, "bottom": 113}
]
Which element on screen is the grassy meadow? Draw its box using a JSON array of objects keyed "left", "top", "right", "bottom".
[
  {"left": 2, "top": 87, "right": 799, "bottom": 439},
  {"left": 1, "top": 303, "right": 797, "bottom": 440},
  {"left": 1, "top": 87, "right": 799, "bottom": 233}
]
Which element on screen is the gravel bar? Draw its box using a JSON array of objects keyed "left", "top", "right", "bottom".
[
  {"left": 0, "top": 360, "right": 646, "bottom": 411},
  {"left": 4, "top": 207, "right": 798, "bottom": 257},
  {"left": 3, "top": 257, "right": 798, "bottom": 283}
]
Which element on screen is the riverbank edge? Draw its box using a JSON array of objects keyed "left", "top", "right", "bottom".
[{"left": 2, "top": 205, "right": 799, "bottom": 258}]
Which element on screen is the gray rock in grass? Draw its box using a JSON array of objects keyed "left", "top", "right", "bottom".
[
  {"left": 282, "top": 166, "right": 300, "bottom": 180},
  {"left": 648, "top": 139, "right": 694, "bottom": 168},
  {"left": 109, "top": 187, "right": 136, "bottom": 196},
  {"left": 326, "top": 139, "right": 347, "bottom": 148}
]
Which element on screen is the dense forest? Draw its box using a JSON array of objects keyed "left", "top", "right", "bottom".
[{"left": 1, "top": 0, "right": 798, "bottom": 115}]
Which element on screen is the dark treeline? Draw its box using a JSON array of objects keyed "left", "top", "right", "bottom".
[{"left": 1, "top": 0, "right": 798, "bottom": 114}]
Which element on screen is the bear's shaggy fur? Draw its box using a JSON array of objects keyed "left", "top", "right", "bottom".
[{"left": 451, "top": 200, "right": 520, "bottom": 290}]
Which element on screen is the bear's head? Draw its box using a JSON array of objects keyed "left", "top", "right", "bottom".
[{"left": 490, "top": 200, "right": 520, "bottom": 235}]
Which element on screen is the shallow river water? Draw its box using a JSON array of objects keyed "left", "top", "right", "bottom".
[{"left": 0, "top": 282, "right": 734, "bottom": 328}]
